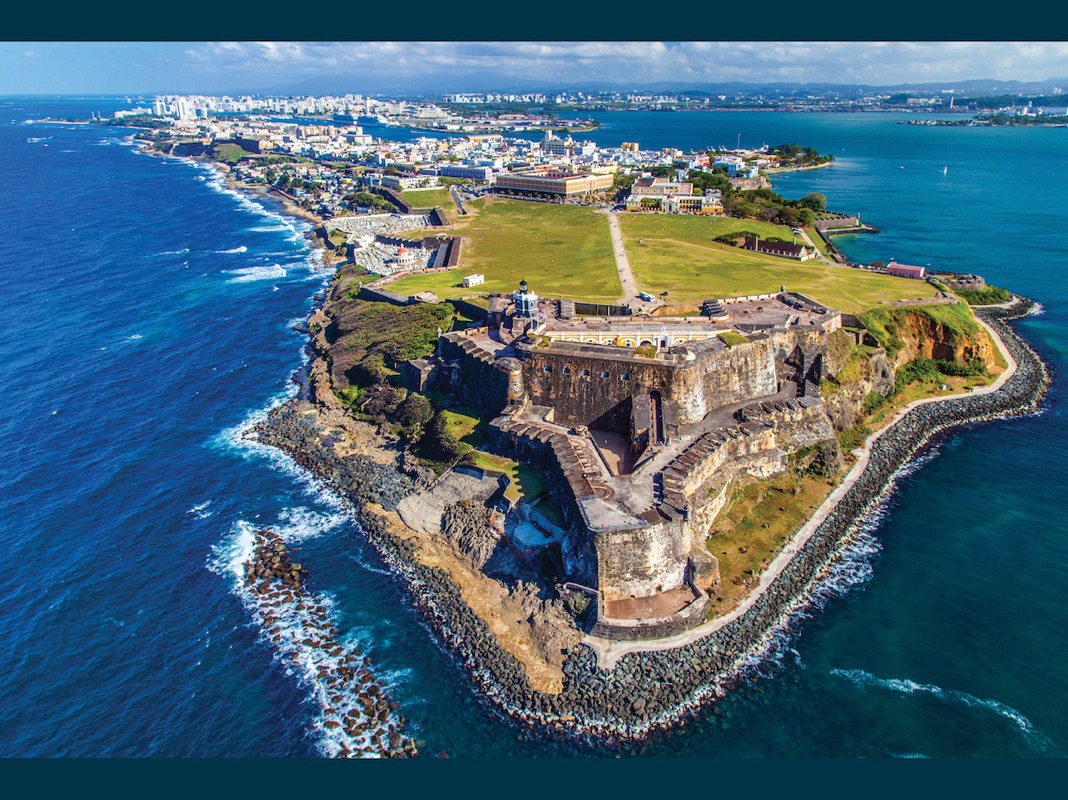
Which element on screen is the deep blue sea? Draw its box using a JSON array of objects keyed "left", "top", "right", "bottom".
[{"left": 1, "top": 99, "right": 1065, "bottom": 758}]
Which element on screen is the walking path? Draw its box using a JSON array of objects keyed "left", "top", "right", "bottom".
[
  {"left": 586, "top": 306, "right": 1020, "bottom": 668},
  {"left": 605, "top": 211, "right": 659, "bottom": 313}
]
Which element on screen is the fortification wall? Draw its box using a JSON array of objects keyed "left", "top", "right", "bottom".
[
  {"left": 438, "top": 335, "right": 519, "bottom": 417},
  {"left": 522, "top": 337, "right": 779, "bottom": 428},
  {"left": 595, "top": 518, "right": 691, "bottom": 602},
  {"left": 666, "top": 425, "right": 780, "bottom": 501}
]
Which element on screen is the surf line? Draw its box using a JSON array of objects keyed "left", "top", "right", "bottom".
[{"left": 244, "top": 527, "right": 418, "bottom": 758}]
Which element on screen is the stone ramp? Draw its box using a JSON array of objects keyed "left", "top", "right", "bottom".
[{"left": 396, "top": 468, "right": 501, "bottom": 534}]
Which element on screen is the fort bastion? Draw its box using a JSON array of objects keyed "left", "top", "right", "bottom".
[{"left": 409, "top": 283, "right": 843, "bottom": 641}]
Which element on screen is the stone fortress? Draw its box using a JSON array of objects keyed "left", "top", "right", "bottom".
[{"left": 410, "top": 281, "right": 844, "bottom": 641}]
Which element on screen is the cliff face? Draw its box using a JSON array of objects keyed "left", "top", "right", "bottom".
[
  {"left": 823, "top": 304, "right": 997, "bottom": 432},
  {"left": 895, "top": 312, "right": 996, "bottom": 367}
]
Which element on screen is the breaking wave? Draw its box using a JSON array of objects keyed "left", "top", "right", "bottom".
[
  {"left": 830, "top": 668, "right": 1058, "bottom": 753},
  {"left": 226, "top": 264, "right": 287, "bottom": 283}
]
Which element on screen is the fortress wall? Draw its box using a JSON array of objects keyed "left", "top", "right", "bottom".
[
  {"left": 590, "top": 593, "right": 710, "bottom": 642},
  {"left": 770, "top": 329, "right": 827, "bottom": 385},
  {"left": 522, "top": 338, "right": 780, "bottom": 428},
  {"left": 523, "top": 350, "right": 674, "bottom": 430},
  {"left": 691, "top": 482, "right": 731, "bottom": 536},
  {"left": 673, "top": 338, "right": 779, "bottom": 424},
  {"left": 596, "top": 518, "right": 691, "bottom": 602},
  {"left": 673, "top": 427, "right": 780, "bottom": 499},
  {"left": 438, "top": 336, "right": 517, "bottom": 416}
]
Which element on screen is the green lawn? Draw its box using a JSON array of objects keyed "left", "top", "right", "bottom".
[
  {"left": 469, "top": 451, "right": 550, "bottom": 504},
  {"left": 439, "top": 407, "right": 489, "bottom": 449},
  {"left": 617, "top": 214, "right": 939, "bottom": 313},
  {"left": 389, "top": 199, "right": 621, "bottom": 303},
  {"left": 401, "top": 187, "right": 454, "bottom": 209}
]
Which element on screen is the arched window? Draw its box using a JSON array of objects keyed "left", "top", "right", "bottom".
[{"left": 601, "top": 371, "right": 609, "bottom": 378}]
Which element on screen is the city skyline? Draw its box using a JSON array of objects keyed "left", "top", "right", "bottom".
[{"left": 3, "top": 41, "right": 1068, "bottom": 96}]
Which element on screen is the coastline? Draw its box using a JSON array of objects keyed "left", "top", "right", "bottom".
[
  {"left": 183, "top": 148, "right": 1052, "bottom": 742},
  {"left": 251, "top": 288, "right": 1049, "bottom": 743}
]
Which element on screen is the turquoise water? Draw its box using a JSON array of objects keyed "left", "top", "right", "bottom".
[{"left": 0, "top": 100, "right": 1063, "bottom": 757}]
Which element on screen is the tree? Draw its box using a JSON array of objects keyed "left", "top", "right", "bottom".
[
  {"left": 800, "top": 192, "right": 827, "bottom": 212},
  {"left": 393, "top": 393, "right": 434, "bottom": 441}
]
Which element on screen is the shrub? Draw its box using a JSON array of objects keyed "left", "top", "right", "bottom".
[
  {"left": 957, "top": 285, "right": 1013, "bottom": 305},
  {"left": 839, "top": 424, "right": 872, "bottom": 452},
  {"left": 862, "top": 391, "right": 890, "bottom": 415}
]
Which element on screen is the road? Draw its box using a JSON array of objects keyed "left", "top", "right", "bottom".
[
  {"left": 605, "top": 210, "right": 658, "bottom": 312},
  {"left": 797, "top": 227, "right": 833, "bottom": 265}
]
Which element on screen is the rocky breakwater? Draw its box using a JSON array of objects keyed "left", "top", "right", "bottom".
[
  {"left": 243, "top": 527, "right": 418, "bottom": 758},
  {"left": 508, "top": 297, "right": 1051, "bottom": 742},
  {"left": 254, "top": 284, "right": 1048, "bottom": 744}
]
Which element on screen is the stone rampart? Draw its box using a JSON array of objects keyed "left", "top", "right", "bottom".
[
  {"left": 596, "top": 517, "right": 691, "bottom": 602},
  {"left": 660, "top": 424, "right": 781, "bottom": 508},
  {"left": 590, "top": 592, "right": 710, "bottom": 641},
  {"left": 521, "top": 337, "right": 778, "bottom": 429},
  {"left": 438, "top": 334, "right": 520, "bottom": 416}
]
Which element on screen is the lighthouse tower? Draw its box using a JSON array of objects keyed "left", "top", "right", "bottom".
[{"left": 513, "top": 279, "right": 539, "bottom": 319}]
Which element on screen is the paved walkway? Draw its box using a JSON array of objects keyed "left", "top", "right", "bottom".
[
  {"left": 797, "top": 227, "right": 833, "bottom": 265},
  {"left": 585, "top": 305, "right": 1021, "bottom": 668},
  {"left": 605, "top": 211, "right": 659, "bottom": 313}
]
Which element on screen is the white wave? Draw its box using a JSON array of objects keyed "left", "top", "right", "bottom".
[
  {"left": 830, "top": 668, "right": 1056, "bottom": 751},
  {"left": 226, "top": 264, "right": 287, "bottom": 283},
  {"left": 188, "top": 501, "right": 214, "bottom": 520},
  {"left": 251, "top": 225, "right": 289, "bottom": 233},
  {"left": 216, "top": 245, "right": 248, "bottom": 254},
  {"left": 1029, "top": 303, "right": 1045, "bottom": 317},
  {"left": 124, "top": 334, "right": 144, "bottom": 343},
  {"left": 208, "top": 519, "right": 258, "bottom": 583},
  {"left": 275, "top": 505, "right": 347, "bottom": 543},
  {"left": 158, "top": 247, "right": 189, "bottom": 256},
  {"left": 208, "top": 520, "right": 408, "bottom": 758}
]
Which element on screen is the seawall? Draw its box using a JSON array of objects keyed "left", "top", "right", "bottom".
[{"left": 252, "top": 294, "right": 1049, "bottom": 743}]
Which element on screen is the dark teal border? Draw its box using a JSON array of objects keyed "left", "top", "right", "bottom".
[{"left": 3, "top": 0, "right": 1054, "bottom": 41}]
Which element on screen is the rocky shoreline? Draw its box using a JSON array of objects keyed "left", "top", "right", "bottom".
[
  {"left": 249, "top": 293, "right": 1050, "bottom": 744},
  {"left": 242, "top": 528, "right": 418, "bottom": 758}
]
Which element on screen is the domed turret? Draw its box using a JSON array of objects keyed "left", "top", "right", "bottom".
[{"left": 513, "top": 279, "right": 538, "bottom": 318}]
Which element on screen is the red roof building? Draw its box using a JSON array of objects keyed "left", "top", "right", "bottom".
[{"left": 886, "top": 262, "right": 927, "bottom": 279}]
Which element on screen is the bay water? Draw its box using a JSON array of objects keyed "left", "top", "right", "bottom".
[{"left": 1, "top": 99, "right": 1064, "bottom": 757}]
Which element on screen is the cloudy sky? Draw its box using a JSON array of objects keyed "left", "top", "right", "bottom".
[{"left": 4, "top": 42, "right": 1068, "bottom": 96}]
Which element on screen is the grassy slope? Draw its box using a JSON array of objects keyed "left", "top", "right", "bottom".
[
  {"left": 388, "top": 198, "right": 622, "bottom": 303},
  {"left": 618, "top": 214, "right": 939, "bottom": 313}
]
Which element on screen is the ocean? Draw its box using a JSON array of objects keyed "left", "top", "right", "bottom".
[{"left": 0, "top": 98, "right": 1064, "bottom": 758}]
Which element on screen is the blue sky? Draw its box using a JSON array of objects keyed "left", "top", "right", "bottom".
[{"left": 3, "top": 42, "right": 1068, "bottom": 96}]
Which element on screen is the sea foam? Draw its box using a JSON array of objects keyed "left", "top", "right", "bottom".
[
  {"left": 226, "top": 264, "right": 287, "bottom": 283},
  {"left": 829, "top": 668, "right": 1057, "bottom": 753}
]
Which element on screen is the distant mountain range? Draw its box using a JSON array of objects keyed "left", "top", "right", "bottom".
[{"left": 246, "top": 74, "right": 1068, "bottom": 100}]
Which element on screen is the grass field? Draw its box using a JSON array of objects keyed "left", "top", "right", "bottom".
[
  {"left": 617, "top": 214, "right": 939, "bottom": 313},
  {"left": 469, "top": 451, "right": 550, "bottom": 504},
  {"left": 400, "top": 187, "right": 455, "bottom": 209},
  {"left": 388, "top": 198, "right": 622, "bottom": 302},
  {"left": 706, "top": 472, "right": 836, "bottom": 613}
]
